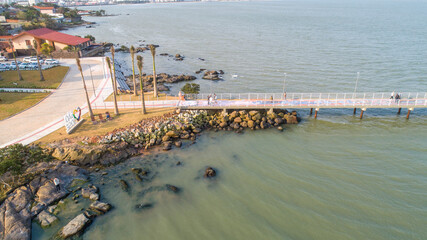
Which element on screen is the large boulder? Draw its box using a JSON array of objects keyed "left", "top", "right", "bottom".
[
  {"left": 163, "top": 142, "right": 173, "bottom": 151},
  {"left": 37, "top": 210, "right": 58, "bottom": 228},
  {"left": 89, "top": 201, "right": 111, "bottom": 214},
  {"left": 247, "top": 120, "right": 255, "bottom": 128},
  {"left": 249, "top": 110, "right": 259, "bottom": 116},
  {"left": 204, "top": 167, "right": 216, "bottom": 178},
  {"left": 81, "top": 186, "right": 98, "bottom": 199},
  {"left": 1, "top": 202, "right": 31, "bottom": 240},
  {"left": 60, "top": 214, "right": 91, "bottom": 239},
  {"left": 234, "top": 117, "right": 242, "bottom": 123}
]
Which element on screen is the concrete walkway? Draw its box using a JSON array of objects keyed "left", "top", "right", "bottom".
[{"left": 0, "top": 57, "right": 111, "bottom": 147}]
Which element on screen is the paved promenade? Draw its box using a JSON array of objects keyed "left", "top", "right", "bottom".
[{"left": 0, "top": 57, "right": 111, "bottom": 147}]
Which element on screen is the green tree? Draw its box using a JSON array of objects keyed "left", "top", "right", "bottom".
[
  {"left": 32, "top": 40, "right": 44, "bottom": 81},
  {"left": 130, "top": 45, "right": 137, "bottom": 96},
  {"left": 106, "top": 57, "right": 119, "bottom": 115},
  {"left": 84, "top": 35, "right": 95, "bottom": 42},
  {"left": 149, "top": 44, "right": 158, "bottom": 97},
  {"left": 8, "top": 39, "right": 23, "bottom": 81},
  {"left": 76, "top": 58, "right": 94, "bottom": 120},
  {"left": 40, "top": 43, "right": 54, "bottom": 57},
  {"left": 137, "top": 55, "right": 146, "bottom": 114},
  {"left": 181, "top": 83, "right": 200, "bottom": 94}
]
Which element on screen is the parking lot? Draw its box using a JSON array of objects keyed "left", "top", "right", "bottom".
[{"left": 0, "top": 56, "right": 60, "bottom": 71}]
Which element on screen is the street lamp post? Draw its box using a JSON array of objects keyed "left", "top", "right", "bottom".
[
  {"left": 282, "top": 73, "right": 287, "bottom": 97},
  {"left": 353, "top": 72, "right": 360, "bottom": 98},
  {"left": 89, "top": 65, "right": 96, "bottom": 97}
]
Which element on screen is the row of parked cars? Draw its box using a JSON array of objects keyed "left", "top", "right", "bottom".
[{"left": 0, "top": 57, "right": 59, "bottom": 70}]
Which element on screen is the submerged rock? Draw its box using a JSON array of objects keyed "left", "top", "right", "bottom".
[
  {"left": 119, "top": 180, "right": 129, "bottom": 192},
  {"left": 135, "top": 203, "right": 154, "bottom": 210},
  {"left": 165, "top": 184, "right": 180, "bottom": 193},
  {"left": 204, "top": 167, "right": 216, "bottom": 178}
]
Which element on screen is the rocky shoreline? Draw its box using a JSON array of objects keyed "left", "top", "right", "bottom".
[{"left": 0, "top": 109, "right": 300, "bottom": 239}]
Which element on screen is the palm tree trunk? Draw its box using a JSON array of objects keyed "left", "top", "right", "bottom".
[
  {"left": 108, "top": 62, "right": 119, "bottom": 115},
  {"left": 138, "top": 68, "right": 146, "bottom": 114},
  {"left": 132, "top": 56, "right": 137, "bottom": 96},
  {"left": 9, "top": 41, "right": 23, "bottom": 81},
  {"left": 79, "top": 67, "right": 94, "bottom": 120},
  {"left": 111, "top": 57, "right": 118, "bottom": 95},
  {"left": 152, "top": 57, "right": 158, "bottom": 97},
  {"left": 36, "top": 55, "right": 44, "bottom": 81},
  {"left": 13, "top": 54, "right": 23, "bottom": 81}
]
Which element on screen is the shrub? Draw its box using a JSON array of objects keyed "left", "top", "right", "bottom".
[
  {"left": 0, "top": 144, "right": 52, "bottom": 175},
  {"left": 181, "top": 83, "right": 200, "bottom": 94}
]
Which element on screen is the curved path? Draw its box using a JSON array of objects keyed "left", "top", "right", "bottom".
[{"left": 0, "top": 57, "right": 111, "bottom": 147}]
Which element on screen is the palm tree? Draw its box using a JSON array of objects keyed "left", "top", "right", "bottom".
[
  {"left": 137, "top": 55, "right": 146, "bottom": 114},
  {"left": 76, "top": 58, "right": 94, "bottom": 120},
  {"left": 8, "top": 39, "right": 23, "bottom": 81},
  {"left": 106, "top": 57, "right": 119, "bottom": 115},
  {"left": 110, "top": 46, "right": 118, "bottom": 95},
  {"left": 32, "top": 40, "right": 45, "bottom": 81},
  {"left": 149, "top": 44, "right": 158, "bottom": 97},
  {"left": 130, "top": 45, "right": 137, "bottom": 96}
]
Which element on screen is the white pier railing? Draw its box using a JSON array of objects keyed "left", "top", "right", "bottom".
[{"left": 179, "top": 92, "right": 427, "bottom": 109}]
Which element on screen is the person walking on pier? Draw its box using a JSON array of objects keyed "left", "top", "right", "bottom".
[
  {"left": 395, "top": 92, "right": 401, "bottom": 103},
  {"left": 390, "top": 91, "right": 395, "bottom": 99}
]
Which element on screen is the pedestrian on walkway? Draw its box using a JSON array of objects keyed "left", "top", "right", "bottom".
[
  {"left": 283, "top": 92, "right": 287, "bottom": 100},
  {"left": 395, "top": 92, "right": 401, "bottom": 103},
  {"left": 390, "top": 91, "right": 395, "bottom": 99},
  {"left": 53, "top": 178, "right": 60, "bottom": 192}
]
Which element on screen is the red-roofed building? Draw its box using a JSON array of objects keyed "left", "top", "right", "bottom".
[
  {"left": 33, "top": 6, "right": 56, "bottom": 15},
  {"left": 9, "top": 28, "right": 91, "bottom": 55}
]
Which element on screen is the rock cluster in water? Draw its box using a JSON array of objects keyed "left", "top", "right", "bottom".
[
  {"left": 126, "top": 73, "right": 197, "bottom": 92},
  {"left": 201, "top": 70, "right": 225, "bottom": 80},
  {"left": 99, "top": 109, "right": 300, "bottom": 149}
]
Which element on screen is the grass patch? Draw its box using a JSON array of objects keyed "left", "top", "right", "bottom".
[
  {"left": 0, "top": 92, "right": 50, "bottom": 120},
  {"left": 104, "top": 92, "right": 178, "bottom": 102},
  {"left": 36, "top": 108, "right": 174, "bottom": 144},
  {"left": 0, "top": 66, "right": 69, "bottom": 89}
]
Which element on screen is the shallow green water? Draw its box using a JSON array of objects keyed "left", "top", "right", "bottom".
[{"left": 33, "top": 117, "right": 427, "bottom": 239}]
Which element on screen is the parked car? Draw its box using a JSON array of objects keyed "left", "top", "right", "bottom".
[
  {"left": 19, "top": 62, "right": 31, "bottom": 69},
  {"left": 23, "top": 57, "right": 32, "bottom": 63},
  {"left": 8, "top": 63, "right": 16, "bottom": 70},
  {"left": 0, "top": 63, "right": 8, "bottom": 70},
  {"left": 28, "top": 62, "right": 39, "bottom": 69},
  {"left": 30, "top": 59, "right": 43, "bottom": 64},
  {"left": 10, "top": 61, "right": 22, "bottom": 65},
  {"left": 44, "top": 59, "right": 59, "bottom": 65},
  {"left": 0, "top": 56, "right": 7, "bottom": 61}
]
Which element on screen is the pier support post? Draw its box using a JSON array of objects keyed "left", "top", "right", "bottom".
[
  {"left": 360, "top": 108, "right": 366, "bottom": 119},
  {"left": 406, "top": 108, "right": 413, "bottom": 119},
  {"left": 310, "top": 108, "right": 313, "bottom": 115},
  {"left": 353, "top": 108, "right": 356, "bottom": 115},
  {"left": 314, "top": 108, "right": 319, "bottom": 119},
  {"left": 397, "top": 108, "right": 401, "bottom": 115}
]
